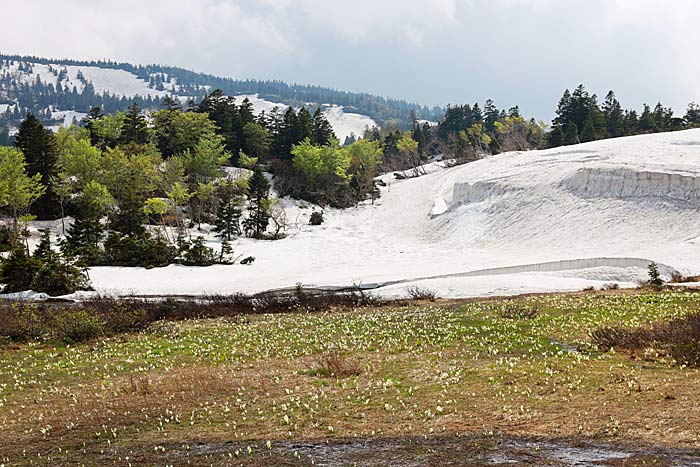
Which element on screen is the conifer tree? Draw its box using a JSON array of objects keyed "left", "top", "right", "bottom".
[
  {"left": 311, "top": 108, "right": 336, "bottom": 146},
  {"left": 214, "top": 179, "right": 244, "bottom": 241},
  {"left": 602, "top": 91, "right": 624, "bottom": 138},
  {"left": 14, "top": 113, "right": 61, "bottom": 219},
  {"left": 120, "top": 102, "right": 149, "bottom": 145},
  {"left": 243, "top": 167, "right": 271, "bottom": 239}
]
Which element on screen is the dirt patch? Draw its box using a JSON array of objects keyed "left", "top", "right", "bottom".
[{"left": 111, "top": 435, "right": 700, "bottom": 467}]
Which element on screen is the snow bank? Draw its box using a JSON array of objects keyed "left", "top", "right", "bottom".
[{"left": 77, "top": 129, "right": 700, "bottom": 298}]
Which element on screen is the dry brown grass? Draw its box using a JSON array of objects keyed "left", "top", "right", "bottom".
[{"left": 309, "top": 351, "right": 362, "bottom": 378}]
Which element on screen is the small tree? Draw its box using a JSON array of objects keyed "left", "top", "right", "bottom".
[
  {"left": 648, "top": 262, "right": 663, "bottom": 287},
  {"left": 213, "top": 179, "right": 245, "bottom": 241},
  {"left": 243, "top": 167, "right": 271, "bottom": 239},
  {"left": 0, "top": 147, "right": 45, "bottom": 236},
  {"left": 63, "top": 181, "right": 114, "bottom": 263}
]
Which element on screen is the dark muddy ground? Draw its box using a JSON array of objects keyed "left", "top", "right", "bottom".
[{"left": 112, "top": 435, "right": 700, "bottom": 467}]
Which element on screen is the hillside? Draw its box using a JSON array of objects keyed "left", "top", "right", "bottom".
[
  {"left": 65, "top": 129, "right": 700, "bottom": 299},
  {"left": 0, "top": 54, "right": 443, "bottom": 142}
]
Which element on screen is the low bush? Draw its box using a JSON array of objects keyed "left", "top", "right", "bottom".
[
  {"left": 309, "top": 211, "right": 324, "bottom": 226},
  {"left": 101, "top": 233, "right": 178, "bottom": 268},
  {"left": 591, "top": 312, "right": 700, "bottom": 366},
  {"left": 31, "top": 256, "right": 92, "bottom": 296},
  {"left": 55, "top": 309, "right": 106, "bottom": 343},
  {"left": 498, "top": 304, "right": 540, "bottom": 320},
  {"left": 406, "top": 286, "right": 438, "bottom": 301},
  {"left": 0, "top": 248, "right": 43, "bottom": 293},
  {"left": 309, "top": 351, "right": 361, "bottom": 378},
  {"left": 0, "top": 289, "right": 396, "bottom": 344}
]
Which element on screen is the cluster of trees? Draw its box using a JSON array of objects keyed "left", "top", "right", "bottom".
[
  {"left": 0, "top": 103, "right": 285, "bottom": 295},
  {"left": 361, "top": 100, "right": 546, "bottom": 170},
  {"left": 548, "top": 85, "right": 700, "bottom": 147},
  {"left": 0, "top": 86, "right": 394, "bottom": 293}
]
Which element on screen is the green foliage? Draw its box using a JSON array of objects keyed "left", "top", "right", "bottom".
[
  {"left": 177, "top": 133, "right": 228, "bottom": 183},
  {"left": 102, "top": 233, "right": 178, "bottom": 268},
  {"left": 54, "top": 309, "right": 105, "bottom": 343},
  {"left": 31, "top": 254, "right": 92, "bottom": 296},
  {"left": 0, "top": 247, "right": 43, "bottom": 293},
  {"left": 180, "top": 236, "right": 217, "bottom": 266},
  {"left": 0, "top": 146, "right": 45, "bottom": 233},
  {"left": 153, "top": 108, "right": 218, "bottom": 158},
  {"left": 120, "top": 102, "right": 150, "bottom": 146},
  {"left": 648, "top": 262, "right": 663, "bottom": 287}
]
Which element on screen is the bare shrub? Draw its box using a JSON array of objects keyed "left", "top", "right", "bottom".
[
  {"left": 591, "top": 313, "right": 700, "bottom": 366},
  {"left": 406, "top": 286, "right": 438, "bottom": 301},
  {"left": 0, "top": 289, "right": 396, "bottom": 343},
  {"left": 310, "top": 351, "right": 361, "bottom": 378},
  {"left": 590, "top": 326, "right": 633, "bottom": 352},
  {"left": 498, "top": 304, "right": 540, "bottom": 320},
  {"left": 670, "top": 273, "right": 700, "bottom": 284}
]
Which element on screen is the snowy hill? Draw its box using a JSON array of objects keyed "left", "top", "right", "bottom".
[
  {"left": 84, "top": 129, "right": 700, "bottom": 298},
  {"left": 0, "top": 54, "right": 445, "bottom": 140},
  {"left": 0, "top": 58, "right": 377, "bottom": 141}
]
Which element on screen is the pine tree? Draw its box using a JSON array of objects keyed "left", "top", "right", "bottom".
[
  {"left": 84, "top": 106, "right": 104, "bottom": 147},
  {"left": 581, "top": 117, "right": 596, "bottom": 143},
  {"left": 311, "top": 108, "right": 336, "bottom": 146},
  {"left": 14, "top": 113, "right": 61, "bottom": 219},
  {"left": 34, "top": 229, "right": 53, "bottom": 261},
  {"left": 639, "top": 104, "right": 656, "bottom": 132},
  {"left": 563, "top": 122, "right": 579, "bottom": 145},
  {"left": 120, "top": 102, "right": 149, "bottom": 145},
  {"left": 548, "top": 126, "right": 564, "bottom": 148},
  {"left": 602, "top": 91, "right": 624, "bottom": 138},
  {"left": 213, "top": 179, "right": 243, "bottom": 241},
  {"left": 243, "top": 167, "right": 271, "bottom": 239}
]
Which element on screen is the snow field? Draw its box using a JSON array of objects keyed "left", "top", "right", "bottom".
[{"left": 76, "top": 129, "right": 700, "bottom": 299}]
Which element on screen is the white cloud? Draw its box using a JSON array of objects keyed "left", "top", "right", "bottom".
[{"left": 1, "top": 0, "right": 699, "bottom": 117}]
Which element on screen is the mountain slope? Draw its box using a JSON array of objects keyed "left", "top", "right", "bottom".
[
  {"left": 79, "top": 129, "right": 700, "bottom": 298},
  {"left": 0, "top": 54, "right": 443, "bottom": 141}
]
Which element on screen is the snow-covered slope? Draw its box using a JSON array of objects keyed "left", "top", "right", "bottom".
[
  {"left": 235, "top": 94, "right": 376, "bottom": 142},
  {"left": 1, "top": 60, "right": 378, "bottom": 140},
  {"left": 85, "top": 129, "right": 700, "bottom": 298}
]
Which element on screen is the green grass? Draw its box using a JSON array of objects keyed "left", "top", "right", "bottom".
[{"left": 1, "top": 290, "right": 699, "bottom": 466}]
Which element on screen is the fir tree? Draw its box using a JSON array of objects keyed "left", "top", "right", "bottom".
[
  {"left": 563, "top": 122, "right": 579, "bottom": 145},
  {"left": 14, "top": 113, "right": 61, "bottom": 219},
  {"left": 243, "top": 167, "right": 271, "bottom": 239},
  {"left": 34, "top": 229, "right": 53, "bottom": 261},
  {"left": 311, "top": 108, "right": 336, "bottom": 146},
  {"left": 602, "top": 91, "right": 624, "bottom": 138},
  {"left": 120, "top": 102, "right": 149, "bottom": 145},
  {"left": 213, "top": 179, "right": 243, "bottom": 241}
]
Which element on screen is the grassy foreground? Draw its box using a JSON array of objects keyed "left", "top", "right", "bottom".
[{"left": 1, "top": 290, "right": 699, "bottom": 466}]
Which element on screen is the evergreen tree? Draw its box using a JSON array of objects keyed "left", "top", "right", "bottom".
[
  {"left": 311, "top": 108, "right": 336, "bottom": 146},
  {"left": 602, "top": 91, "right": 624, "bottom": 138},
  {"left": 563, "top": 122, "right": 579, "bottom": 145},
  {"left": 581, "top": 116, "right": 597, "bottom": 143},
  {"left": 14, "top": 113, "right": 61, "bottom": 219},
  {"left": 84, "top": 106, "right": 104, "bottom": 147},
  {"left": 684, "top": 102, "right": 700, "bottom": 126},
  {"left": 639, "top": 104, "right": 656, "bottom": 132},
  {"left": 243, "top": 167, "right": 271, "bottom": 238},
  {"left": 548, "top": 126, "right": 564, "bottom": 147},
  {"left": 120, "top": 102, "right": 149, "bottom": 145},
  {"left": 213, "top": 179, "right": 243, "bottom": 241},
  {"left": 34, "top": 229, "right": 53, "bottom": 261}
]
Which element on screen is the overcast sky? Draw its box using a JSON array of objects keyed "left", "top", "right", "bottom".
[{"left": 2, "top": 0, "right": 698, "bottom": 119}]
